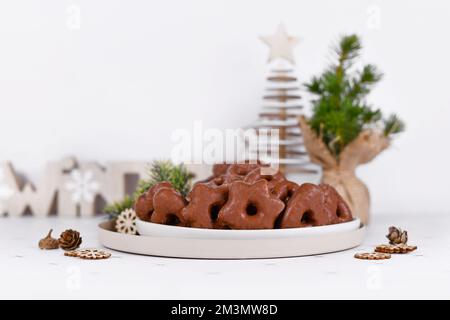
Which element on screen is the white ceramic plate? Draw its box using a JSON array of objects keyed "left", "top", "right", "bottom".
[
  {"left": 99, "top": 221, "right": 365, "bottom": 259},
  {"left": 136, "top": 218, "right": 360, "bottom": 240}
]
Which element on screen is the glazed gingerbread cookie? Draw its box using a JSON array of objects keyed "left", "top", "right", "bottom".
[
  {"left": 243, "top": 167, "right": 286, "bottom": 191},
  {"left": 194, "top": 163, "right": 231, "bottom": 186},
  {"left": 210, "top": 173, "right": 242, "bottom": 187},
  {"left": 280, "top": 183, "right": 352, "bottom": 228},
  {"left": 216, "top": 180, "right": 285, "bottom": 229},
  {"left": 134, "top": 181, "right": 172, "bottom": 222},
  {"left": 212, "top": 163, "right": 230, "bottom": 177},
  {"left": 151, "top": 186, "right": 187, "bottom": 226},
  {"left": 226, "top": 163, "right": 261, "bottom": 178},
  {"left": 319, "top": 184, "right": 353, "bottom": 224},
  {"left": 182, "top": 183, "right": 228, "bottom": 228},
  {"left": 271, "top": 180, "right": 299, "bottom": 203}
]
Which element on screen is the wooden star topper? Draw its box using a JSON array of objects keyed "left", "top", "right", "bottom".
[{"left": 260, "top": 24, "right": 299, "bottom": 65}]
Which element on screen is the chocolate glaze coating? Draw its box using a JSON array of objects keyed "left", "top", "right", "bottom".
[
  {"left": 182, "top": 183, "right": 228, "bottom": 228},
  {"left": 271, "top": 180, "right": 299, "bottom": 203},
  {"left": 151, "top": 187, "right": 187, "bottom": 226},
  {"left": 134, "top": 181, "right": 172, "bottom": 222},
  {"left": 319, "top": 184, "right": 353, "bottom": 224},
  {"left": 226, "top": 163, "right": 261, "bottom": 177},
  {"left": 208, "top": 173, "right": 242, "bottom": 187},
  {"left": 280, "top": 183, "right": 352, "bottom": 228},
  {"left": 216, "top": 180, "right": 285, "bottom": 229},
  {"left": 193, "top": 163, "right": 230, "bottom": 186},
  {"left": 243, "top": 167, "right": 286, "bottom": 191},
  {"left": 134, "top": 163, "right": 353, "bottom": 230},
  {"left": 212, "top": 163, "right": 230, "bottom": 177}
]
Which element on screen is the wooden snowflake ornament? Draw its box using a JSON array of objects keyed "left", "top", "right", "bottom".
[
  {"left": 64, "top": 248, "right": 111, "bottom": 260},
  {"left": 115, "top": 208, "right": 138, "bottom": 235},
  {"left": 77, "top": 248, "right": 111, "bottom": 260},
  {"left": 64, "top": 250, "right": 81, "bottom": 257}
]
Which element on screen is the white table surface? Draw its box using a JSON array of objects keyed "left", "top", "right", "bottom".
[{"left": 1, "top": 213, "right": 449, "bottom": 299}]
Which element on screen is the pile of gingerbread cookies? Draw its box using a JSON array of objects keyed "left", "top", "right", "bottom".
[{"left": 135, "top": 163, "right": 353, "bottom": 230}]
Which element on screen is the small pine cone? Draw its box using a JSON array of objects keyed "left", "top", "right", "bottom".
[
  {"left": 58, "top": 229, "right": 82, "bottom": 251},
  {"left": 386, "top": 226, "right": 408, "bottom": 245}
]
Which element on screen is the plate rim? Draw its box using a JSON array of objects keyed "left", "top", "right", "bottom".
[
  {"left": 98, "top": 221, "right": 366, "bottom": 259},
  {"left": 136, "top": 217, "right": 361, "bottom": 239}
]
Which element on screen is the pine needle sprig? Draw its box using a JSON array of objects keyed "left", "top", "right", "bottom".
[
  {"left": 134, "top": 160, "right": 194, "bottom": 197},
  {"left": 103, "top": 160, "right": 194, "bottom": 220},
  {"left": 169, "top": 163, "right": 195, "bottom": 197},
  {"left": 384, "top": 114, "right": 405, "bottom": 136},
  {"left": 335, "top": 34, "right": 361, "bottom": 71},
  {"left": 104, "top": 195, "right": 134, "bottom": 219}
]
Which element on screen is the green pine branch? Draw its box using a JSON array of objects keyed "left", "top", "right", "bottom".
[
  {"left": 104, "top": 160, "right": 194, "bottom": 219},
  {"left": 305, "top": 34, "right": 405, "bottom": 158},
  {"left": 134, "top": 160, "right": 194, "bottom": 198},
  {"left": 104, "top": 195, "right": 134, "bottom": 219}
]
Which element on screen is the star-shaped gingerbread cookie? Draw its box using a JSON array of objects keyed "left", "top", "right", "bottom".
[{"left": 216, "top": 180, "right": 285, "bottom": 229}]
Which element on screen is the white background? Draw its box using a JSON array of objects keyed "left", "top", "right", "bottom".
[{"left": 0, "top": 0, "right": 449, "bottom": 215}]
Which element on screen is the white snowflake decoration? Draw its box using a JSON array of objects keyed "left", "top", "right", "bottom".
[
  {"left": 115, "top": 208, "right": 137, "bottom": 235},
  {"left": 0, "top": 168, "right": 14, "bottom": 214},
  {"left": 65, "top": 169, "right": 100, "bottom": 204}
]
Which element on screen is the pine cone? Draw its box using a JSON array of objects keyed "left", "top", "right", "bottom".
[
  {"left": 386, "top": 226, "right": 408, "bottom": 245},
  {"left": 58, "top": 229, "right": 82, "bottom": 251}
]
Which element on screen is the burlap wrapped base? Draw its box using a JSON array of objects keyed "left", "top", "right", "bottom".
[{"left": 299, "top": 116, "right": 390, "bottom": 225}]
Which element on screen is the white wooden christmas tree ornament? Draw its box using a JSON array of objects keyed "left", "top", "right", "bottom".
[{"left": 246, "top": 25, "right": 317, "bottom": 175}]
